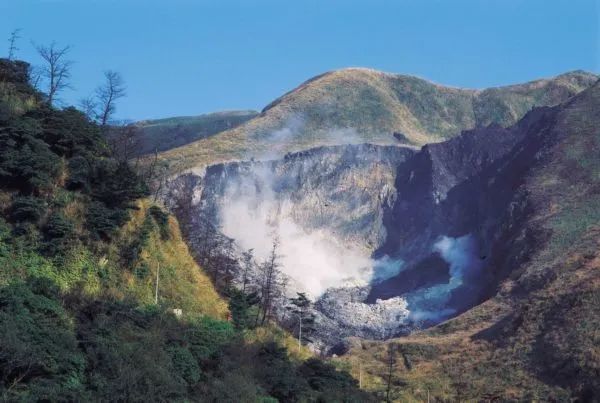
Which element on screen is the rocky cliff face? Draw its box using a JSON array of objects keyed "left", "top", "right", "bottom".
[
  {"left": 370, "top": 106, "right": 560, "bottom": 321},
  {"left": 166, "top": 144, "right": 415, "bottom": 250},
  {"left": 163, "top": 144, "right": 417, "bottom": 346},
  {"left": 162, "top": 112, "right": 553, "bottom": 349},
  {"left": 161, "top": 81, "right": 599, "bottom": 355}
]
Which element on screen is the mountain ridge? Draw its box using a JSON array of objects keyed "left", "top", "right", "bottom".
[
  {"left": 158, "top": 68, "right": 597, "bottom": 173},
  {"left": 133, "top": 109, "right": 259, "bottom": 155}
]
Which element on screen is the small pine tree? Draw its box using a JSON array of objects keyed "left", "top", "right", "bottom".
[
  {"left": 287, "top": 292, "right": 316, "bottom": 347},
  {"left": 228, "top": 288, "right": 260, "bottom": 330}
]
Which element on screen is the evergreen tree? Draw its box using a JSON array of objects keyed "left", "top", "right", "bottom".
[
  {"left": 287, "top": 292, "right": 316, "bottom": 347},
  {"left": 228, "top": 288, "right": 260, "bottom": 330}
]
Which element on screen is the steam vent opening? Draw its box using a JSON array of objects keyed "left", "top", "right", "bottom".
[{"left": 166, "top": 134, "right": 519, "bottom": 350}]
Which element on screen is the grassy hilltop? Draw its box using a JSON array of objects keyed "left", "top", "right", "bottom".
[{"left": 158, "top": 68, "right": 597, "bottom": 172}]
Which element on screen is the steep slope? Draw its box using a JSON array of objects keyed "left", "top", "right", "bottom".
[
  {"left": 166, "top": 144, "right": 413, "bottom": 254},
  {"left": 159, "top": 69, "right": 596, "bottom": 172},
  {"left": 159, "top": 77, "right": 600, "bottom": 400},
  {"left": 0, "top": 59, "right": 370, "bottom": 402},
  {"left": 337, "top": 80, "right": 600, "bottom": 400},
  {"left": 133, "top": 110, "right": 258, "bottom": 155}
]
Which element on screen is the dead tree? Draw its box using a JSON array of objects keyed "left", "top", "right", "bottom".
[
  {"left": 7, "top": 29, "right": 21, "bottom": 60},
  {"left": 108, "top": 123, "right": 142, "bottom": 164},
  {"left": 211, "top": 237, "right": 238, "bottom": 290},
  {"left": 35, "top": 42, "right": 72, "bottom": 105},
  {"left": 139, "top": 148, "right": 170, "bottom": 201},
  {"left": 96, "top": 70, "right": 126, "bottom": 126},
  {"left": 151, "top": 158, "right": 170, "bottom": 203}
]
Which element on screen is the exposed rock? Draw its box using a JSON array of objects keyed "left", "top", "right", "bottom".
[{"left": 161, "top": 92, "right": 594, "bottom": 351}]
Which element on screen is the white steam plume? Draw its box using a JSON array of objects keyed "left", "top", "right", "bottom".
[
  {"left": 218, "top": 163, "right": 400, "bottom": 298},
  {"left": 406, "top": 234, "right": 483, "bottom": 321},
  {"left": 217, "top": 120, "right": 403, "bottom": 298}
]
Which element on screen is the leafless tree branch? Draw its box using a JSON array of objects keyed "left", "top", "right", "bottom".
[
  {"left": 96, "top": 70, "right": 126, "bottom": 126},
  {"left": 35, "top": 41, "right": 73, "bottom": 105}
]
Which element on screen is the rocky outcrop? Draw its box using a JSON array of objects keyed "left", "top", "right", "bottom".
[
  {"left": 162, "top": 97, "right": 586, "bottom": 351},
  {"left": 166, "top": 143, "right": 415, "bottom": 252}
]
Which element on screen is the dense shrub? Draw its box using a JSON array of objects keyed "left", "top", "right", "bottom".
[
  {"left": 33, "top": 106, "right": 105, "bottom": 158},
  {"left": 167, "top": 345, "right": 201, "bottom": 385},
  {"left": 149, "top": 205, "right": 170, "bottom": 240},
  {"left": 0, "top": 282, "right": 86, "bottom": 401},
  {"left": 10, "top": 196, "right": 46, "bottom": 222},
  {"left": 298, "top": 358, "right": 358, "bottom": 391},
  {"left": 89, "top": 159, "right": 149, "bottom": 209},
  {"left": 228, "top": 288, "right": 260, "bottom": 330},
  {"left": 0, "top": 117, "right": 62, "bottom": 193},
  {"left": 85, "top": 201, "right": 128, "bottom": 240},
  {"left": 43, "top": 212, "right": 76, "bottom": 255},
  {"left": 256, "top": 342, "right": 310, "bottom": 402},
  {"left": 185, "top": 316, "right": 235, "bottom": 361},
  {"left": 66, "top": 155, "right": 91, "bottom": 191}
]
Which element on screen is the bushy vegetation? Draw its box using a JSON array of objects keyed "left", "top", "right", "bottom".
[{"left": 0, "top": 58, "right": 369, "bottom": 401}]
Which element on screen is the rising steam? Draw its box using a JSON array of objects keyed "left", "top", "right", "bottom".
[
  {"left": 406, "top": 234, "right": 484, "bottom": 321},
  {"left": 219, "top": 164, "right": 390, "bottom": 297},
  {"left": 217, "top": 117, "right": 403, "bottom": 297}
]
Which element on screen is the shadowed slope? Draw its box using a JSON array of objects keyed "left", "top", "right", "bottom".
[
  {"left": 338, "top": 79, "right": 600, "bottom": 401},
  {"left": 134, "top": 110, "right": 259, "bottom": 155}
]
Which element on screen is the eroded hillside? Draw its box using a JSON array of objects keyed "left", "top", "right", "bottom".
[{"left": 160, "top": 74, "right": 600, "bottom": 400}]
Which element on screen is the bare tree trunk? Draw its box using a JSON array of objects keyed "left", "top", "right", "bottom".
[
  {"left": 386, "top": 343, "right": 396, "bottom": 403},
  {"left": 7, "top": 29, "right": 21, "bottom": 60}
]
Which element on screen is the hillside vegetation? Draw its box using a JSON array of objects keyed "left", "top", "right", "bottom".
[
  {"left": 133, "top": 110, "right": 258, "bottom": 155},
  {"left": 0, "top": 59, "right": 370, "bottom": 401},
  {"left": 335, "top": 80, "right": 600, "bottom": 401},
  {"left": 159, "top": 68, "right": 597, "bottom": 172}
]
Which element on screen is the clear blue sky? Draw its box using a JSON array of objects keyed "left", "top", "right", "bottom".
[{"left": 1, "top": 0, "right": 598, "bottom": 121}]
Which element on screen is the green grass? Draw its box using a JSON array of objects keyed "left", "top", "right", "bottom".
[
  {"left": 134, "top": 110, "right": 259, "bottom": 155},
  {"left": 158, "top": 69, "right": 597, "bottom": 173}
]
